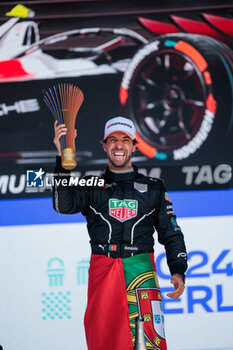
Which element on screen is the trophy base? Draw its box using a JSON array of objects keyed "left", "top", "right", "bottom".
[{"left": 61, "top": 148, "right": 77, "bottom": 170}]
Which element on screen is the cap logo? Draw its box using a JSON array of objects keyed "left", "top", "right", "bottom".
[
  {"left": 108, "top": 121, "right": 132, "bottom": 129},
  {"left": 104, "top": 116, "right": 136, "bottom": 140}
]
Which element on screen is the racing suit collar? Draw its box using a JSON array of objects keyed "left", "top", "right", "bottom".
[{"left": 104, "top": 165, "right": 138, "bottom": 182}]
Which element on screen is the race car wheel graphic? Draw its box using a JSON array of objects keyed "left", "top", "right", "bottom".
[
  {"left": 120, "top": 34, "right": 233, "bottom": 160},
  {"left": 203, "top": 35, "right": 233, "bottom": 136}
]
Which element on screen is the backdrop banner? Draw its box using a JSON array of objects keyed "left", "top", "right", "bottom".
[{"left": 0, "top": 214, "right": 232, "bottom": 350}]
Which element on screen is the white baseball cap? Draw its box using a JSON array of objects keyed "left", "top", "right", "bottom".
[{"left": 104, "top": 116, "right": 136, "bottom": 140}]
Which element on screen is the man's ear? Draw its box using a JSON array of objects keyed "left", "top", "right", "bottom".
[
  {"left": 102, "top": 141, "right": 107, "bottom": 152},
  {"left": 131, "top": 143, "right": 137, "bottom": 157}
]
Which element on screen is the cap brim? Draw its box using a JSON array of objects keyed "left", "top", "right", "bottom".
[{"left": 104, "top": 130, "right": 135, "bottom": 140}]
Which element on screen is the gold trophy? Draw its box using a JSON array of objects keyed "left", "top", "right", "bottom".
[{"left": 44, "top": 83, "right": 84, "bottom": 170}]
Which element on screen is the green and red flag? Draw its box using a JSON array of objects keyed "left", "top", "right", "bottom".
[{"left": 84, "top": 253, "right": 167, "bottom": 350}]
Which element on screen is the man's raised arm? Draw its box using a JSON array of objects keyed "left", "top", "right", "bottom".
[{"left": 52, "top": 120, "right": 90, "bottom": 214}]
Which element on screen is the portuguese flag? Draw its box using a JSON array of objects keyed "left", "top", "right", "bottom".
[{"left": 84, "top": 253, "right": 167, "bottom": 350}]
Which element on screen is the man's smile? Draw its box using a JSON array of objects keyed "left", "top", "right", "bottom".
[{"left": 112, "top": 151, "right": 126, "bottom": 161}]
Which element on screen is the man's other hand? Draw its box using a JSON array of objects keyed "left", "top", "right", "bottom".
[{"left": 167, "top": 274, "right": 185, "bottom": 299}]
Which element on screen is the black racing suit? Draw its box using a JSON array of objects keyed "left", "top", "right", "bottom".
[{"left": 52, "top": 156, "right": 188, "bottom": 279}]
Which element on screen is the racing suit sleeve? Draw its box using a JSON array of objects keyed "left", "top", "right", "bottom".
[
  {"left": 154, "top": 181, "right": 188, "bottom": 281},
  {"left": 52, "top": 156, "right": 90, "bottom": 214}
]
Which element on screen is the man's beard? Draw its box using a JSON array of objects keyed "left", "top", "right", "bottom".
[{"left": 108, "top": 152, "right": 133, "bottom": 168}]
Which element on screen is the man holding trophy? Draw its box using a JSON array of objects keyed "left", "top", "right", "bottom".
[
  {"left": 51, "top": 90, "right": 187, "bottom": 350},
  {"left": 52, "top": 116, "right": 187, "bottom": 350}
]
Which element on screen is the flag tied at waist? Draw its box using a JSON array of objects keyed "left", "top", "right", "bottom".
[{"left": 84, "top": 253, "right": 167, "bottom": 350}]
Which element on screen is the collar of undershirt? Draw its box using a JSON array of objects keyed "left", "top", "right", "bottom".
[
  {"left": 110, "top": 167, "right": 134, "bottom": 174},
  {"left": 104, "top": 165, "right": 138, "bottom": 182}
]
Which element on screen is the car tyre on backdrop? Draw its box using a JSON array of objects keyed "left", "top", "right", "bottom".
[{"left": 120, "top": 34, "right": 233, "bottom": 162}]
